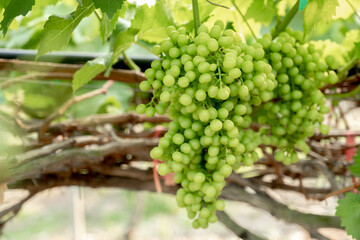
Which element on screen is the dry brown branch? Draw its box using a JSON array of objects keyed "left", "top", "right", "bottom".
[
  {"left": 320, "top": 73, "right": 360, "bottom": 92},
  {"left": 217, "top": 211, "right": 266, "bottom": 240},
  {"left": 0, "top": 192, "right": 37, "bottom": 232},
  {"left": 251, "top": 179, "right": 331, "bottom": 196},
  {"left": 321, "top": 182, "right": 360, "bottom": 200},
  {"left": 311, "top": 129, "right": 360, "bottom": 140},
  {"left": 6, "top": 171, "right": 342, "bottom": 233},
  {"left": 26, "top": 113, "right": 171, "bottom": 133},
  {"left": 5, "top": 138, "right": 158, "bottom": 183},
  {"left": 0, "top": 58, "right": 146, "bottom": 85}
]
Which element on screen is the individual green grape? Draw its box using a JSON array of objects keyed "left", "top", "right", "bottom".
[
  {"left": 207, "top": 38, "right": 219, "bottom": 51},
  {"left": 198, "top": 62, "right": 210, "bottom": 73},
  {"left": 158, "top": 163, "right": 171, "bottom": 176},
  {"left": 139, "top": 81, "right": 151, "bottom": 92},
  {"left": 218, "top": 36, "right": 233, "bottom": 47},
  {"left": 241, "top": 61, "right": 253, "bottom": 73},
  {"left": 199, "top": 73, "right": 212, "bottom": 83},
  {"left": 195, "top": 89, "right": 207, "bottom": 101},
  {"left": 163, "top": 75, "right": 175, "bottom": 87},
  {"left": 145, "top": 107, "right": 155, "bottom": 117},
  {"left": 135, "top": 104, "right": 146, "bottom": 114},
  {"left": 179, "top": 94, "right": 192, "bottom": 106}
]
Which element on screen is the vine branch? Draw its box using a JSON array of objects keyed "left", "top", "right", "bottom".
[
  {"left": 271, "top": 0, "right": 300, "bottom": 39},
  {"left": 217, "top": 211, "right": 266, "bottom": 240},
  {"left": 321, "top": 182, "right": 360, "bottom": 200},
  {"left": 192, "top": 0, "right": 200, "bottom": 35}
]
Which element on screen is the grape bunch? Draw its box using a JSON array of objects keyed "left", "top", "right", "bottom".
[
  {"left": 255, "top": 29, "right": 335, "bottom": 164},
  {"left": 136, "top": 21, "right": 274, "bottom": 228}
]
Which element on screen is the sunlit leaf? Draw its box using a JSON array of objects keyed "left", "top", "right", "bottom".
[
  {"left": 111, "top": 27, "right": 139, "bottom": 63},
  {"left": 245, "top": 0, "right": 275, "bottom": 24},
  {"left": 303, "top": 0, "right": 339, "bottom": 36},
  {"left": 0, "top": 0, "right": 35, "bottom": 35},
  {"left": 131, "top": 0, "right": 174, "bottom": 43},
  {"left": 73, "top": 54, "right": 111, "bottom": 92},
  {"left": 36, "top": 0, "right": 95, "bottom": 58}
]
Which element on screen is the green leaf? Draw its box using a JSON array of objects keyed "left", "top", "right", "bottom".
[
  {"left": 91, "top": 0, "right": 124, "bottom": 19},
  {"left": 36, "top": 0, "right": 95, "bottom": 58},
  {"left": 100, "top": 10, "right": 120, "bottom": 43},
  {"left": 299, "top": 0, "right": 308, "bottom": 11},
  {"left": 303, "top": 0, "right": 339, "bottom": 36},
  {"left": 0, "top": 0, "right": 10, "bottom": 10},
  {"left": 100, "top": 2, "right": 129, "bottom": 43},
  {"left": 111, "top": 27, "right": 139, "bottom": 64},
  {"left": 349, "top": 147, "right": 360, "bottom": 177},
  {"left": 72, "top": 54, "right": 111, "bottom": 92},
  {"left": 342, "top": 29, "right": 360, "bottom": 59},
  {"left": 355, "top": 42, "right": 360, "bottom": 59},
  {"left": 336, "top": 192, "right": 360, "bottom": 240},
  {"left": 0, "top": 0, "right": 35, "bottom": 35},
  {"left": 131, "top": 0, "right": 174, "bottom": 43},
  {"left": 245, "top": 0, "right": 275, "bottom": 24}
]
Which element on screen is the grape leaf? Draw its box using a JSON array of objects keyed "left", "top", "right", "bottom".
[
  {"left": 91, "top": 0, "right": 124, "bottom": 19},
  {"left": 299, "top": 0, "right": 308, "bottom": 11},
  {"left": 303, "top": 0, "right": 339, "bottom": 36},
  {"left": 0, "top": 0, "right": 10, "bottom": 10},
  {"left": 131, "top": 0, "right": 174, "bottom": 43},
  {"left": 349, "top": 147, "right": 360, "bottom": 177},
  {"left": 100, "top": 12, "right": 119, "bottom": 43},
  {"left": 72, "top": 54, "right": 111, "bottom": 92},
  {"left": 36, "top": 0, "right": 95, "bottom": 58},
  {"left": 100, "top": 3, "right": 128, "bottom": 43},
  {"left": 76, "top": 0, "right": 83, "bottom": 6},
  {"left": 336, "top": 192, "right": 360, "bottom": 240},
  {"left": 245, "top": 0, "right": 275, "bottom": 24},
  {"left": 0, "top": 0, "right": 35, "bottom": 35},
  {"left": 111, "top": 27, "right": 139, "bottom": 64},
  {"left": 355, "top": 42, "right": 360, "bottom": 59}
]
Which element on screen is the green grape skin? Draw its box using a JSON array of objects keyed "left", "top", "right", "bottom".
[{"left": 135, "top": 104, "right": 146, "bottom": 114}]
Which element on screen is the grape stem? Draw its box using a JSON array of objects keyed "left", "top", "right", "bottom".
[
  {"left": 123, "top": 52, "right": 141, "bottom": 72},
  {"left": 206, "top": 0, "right": 229, "bottom": 9},
  {"left": 192, "top": 0, "right": 200, "bottom": 36},
  {"left": 338, "top": 57, "right": 359, "bottom": 81},
  {"left": 271, "top": 0, "right": 300, "bottom": 39},
  {"left": 231, "top": 0, "right": 257, "bottom": 39}
]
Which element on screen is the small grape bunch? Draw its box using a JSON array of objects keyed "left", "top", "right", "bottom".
[{"left": 256, "top": 28, "right": 334, "bottom": 164}]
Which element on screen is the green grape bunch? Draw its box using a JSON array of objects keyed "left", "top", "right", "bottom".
[
  {"left": 255, "top": 29, "right": 335, "bottom": 164},
  {"left": 136, "top": 21, "right": 276, "bottom": 229}
]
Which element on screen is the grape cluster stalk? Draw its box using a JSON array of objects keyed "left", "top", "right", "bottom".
[{"left": 136, "top": 21, "right": 335, "bottom": 228}]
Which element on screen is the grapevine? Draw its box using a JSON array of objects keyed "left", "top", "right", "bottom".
[{"left": 0, "top": 0, "right": 359, "bottom": 238}]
